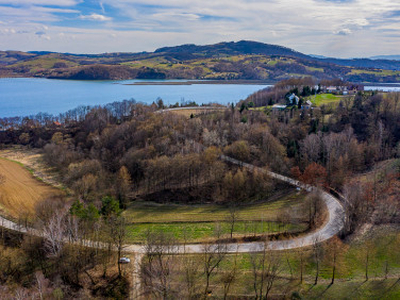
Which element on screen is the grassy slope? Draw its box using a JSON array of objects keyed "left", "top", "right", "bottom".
[
  {"left": 123, "top": 192, "right": 310, "bottom": 243},
  {"left": 203, "top": 225, "right": 400, "bottom": 299},
  {"left": 125, "top": 221, "right": 307, "bottom": 244},
  {"left": 123, "top": 192, "right": 307, "bottom": 223}
]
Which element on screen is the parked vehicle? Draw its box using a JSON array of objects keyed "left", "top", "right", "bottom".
[{"left": 119, "top": 257, "right": 131, "bottom": 264}]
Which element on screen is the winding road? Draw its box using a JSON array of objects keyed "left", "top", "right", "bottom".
[{"left": 0, "top": 154, "right": 345, "bottom": 254}]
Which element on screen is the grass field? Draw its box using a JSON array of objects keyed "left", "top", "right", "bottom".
[
  {"left": 166, "top": 108, "right": 223, "bottom": 118},
  {"left": 349, "top": 68, "right": 400, "bottom": 77},
  {"left": 125, "top": 220, "right": 306, "bottom": 243},
  {"left": 186, "top": 225, "right": 400, "bottom": 298},
  {"left": 123, "top": 192, "right": 309, "bottom": 243},
  {"left": 310, "top": 93, "right": 344, "bottom": 106},
  {"left": 123, "top": 192, "right": 307, "bottom": 223},
  {"left": 0, "top": 157, "right": 62, "bottom": 219}
]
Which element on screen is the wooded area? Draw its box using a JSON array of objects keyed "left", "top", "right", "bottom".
[{"left": 0, "top": 78, "right": 399, "bottom": 298}]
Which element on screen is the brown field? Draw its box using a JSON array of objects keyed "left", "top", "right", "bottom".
[
  {"left": 0, "top": 157, "right": 62, "bottom": 219},
  {"left": 169, "top": 108, "right": 224, "bottom": 118},
  {"left": 0, "top": 147, "right": 63, "bottom": 188}
]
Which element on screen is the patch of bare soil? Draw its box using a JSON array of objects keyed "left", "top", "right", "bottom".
[{"left": 0, "top": 157, "right": 62, "bottom": 219}]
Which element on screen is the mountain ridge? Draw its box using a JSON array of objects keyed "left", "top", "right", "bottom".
[{"left": 1, "top": 40, "right": 400, "bottom": 82}]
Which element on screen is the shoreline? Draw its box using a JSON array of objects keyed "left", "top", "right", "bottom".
[
  {"left": 122, "top": 80, "right": 275, "bottom": 86},
  {"left": 1, "top": 76, "right": 400, "bottom": 87}
]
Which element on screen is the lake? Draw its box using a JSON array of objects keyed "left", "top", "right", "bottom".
[
  {"left": 0, "top": 78, "right": 270, "bottom": 118},
  {"left": 0, "top": 78, "right": 399, "bottom": 118}
]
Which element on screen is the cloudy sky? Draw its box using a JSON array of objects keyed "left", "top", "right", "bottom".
[{"left": 1, "top": 0, "right": 400, "bottom": 58}]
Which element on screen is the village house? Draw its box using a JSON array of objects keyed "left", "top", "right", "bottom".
[
  {"left": 287, "top": 93, "right": 300, "bottom": 105},
  {"left": 302, "top": 100, "right": 313, "bottom": 109},
  {"left": 271, "top": 104, "right": 287, "bottom": 111}
]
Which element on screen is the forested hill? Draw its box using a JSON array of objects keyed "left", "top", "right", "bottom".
[
  {"left": 1, "top": 40, "right": 400, "bottom": 82},
  {"left": 155, "top": 40, "right": 310, "bottom": 59}
]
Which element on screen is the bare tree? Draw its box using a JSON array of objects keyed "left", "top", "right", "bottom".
[
  {"left": 250, "top": 242, "right": 282, "bottom": 300},
  {"left": 342, "top": 181, "right": 372, "bottom": 236},
  {"left": 361, "top": 240, "right": 376, "bottom": 282},
  {"left": 142, "top": 231, "right": 178, "bottom": 299},
  {"left": 312, "top": 235, "right": 322, "bottom": 285},
  {"left": 108, "top": 216, "right": 126, "bottom": 278},
  {"left": 298, "top": 243, "right": 306, "bottom": 284},
  {"left": 221, "top": 251, "right": 238, "bottom": 300},
  {"left": 14, "top": 287, "right": 29, "bottom": 300},
  {"left": 180, "top": 254, "right": 201, "bottom": 299},
  {"left": 324, "top": 236, "right": 346, "bottom": 285},
  {"left": 35, "top": 271, "right": 51, "bottom": 300},
  {"left": 42, "top": 207, "right": 68, "bottom": 257},
  {"left": 307, "top": 191, "right": 323, "bottom": 230},
  {"left": 202, "top": 240, "right": 227, "bottom": 298},
  {"left": 227, "top": 205, "right": 239, "bottom": 239}
]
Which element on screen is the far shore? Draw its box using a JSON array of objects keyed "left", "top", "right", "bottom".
[
  {"left": 1, "top": 76, "right": 400, "bottom": 87},
  {"left": 122, "top": 80, "right": 275, "bottom": 86}
]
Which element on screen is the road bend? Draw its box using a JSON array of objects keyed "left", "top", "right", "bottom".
[{"left": 0, "top": 155, "right": 345, "bottom": 254}]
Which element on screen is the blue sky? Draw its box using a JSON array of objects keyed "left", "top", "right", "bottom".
[{"left": 0, "top": 0, "right": 400, "bottom": 58}]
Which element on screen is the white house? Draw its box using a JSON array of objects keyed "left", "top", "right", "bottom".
[{"left": 288, "top": 93, "right": 300, "bottom": 105}]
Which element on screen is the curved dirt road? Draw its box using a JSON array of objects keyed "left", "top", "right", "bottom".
[{"left": 0, "top": 155, "right": 345, "bottom": 254}]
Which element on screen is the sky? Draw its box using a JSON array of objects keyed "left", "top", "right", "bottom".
[{"left": 1, "top": 0, "right": 400, "bottom": 58}]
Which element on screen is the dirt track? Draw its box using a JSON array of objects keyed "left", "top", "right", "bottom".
[
  {"left": 0, "top": 154, "right": 345, "bottom": 254},
  {"left": 0, "top": 157, "right": 60, "bottom": 218}
]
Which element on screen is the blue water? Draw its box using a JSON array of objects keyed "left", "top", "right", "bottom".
[
  {"left": 365, "top": 85, "right": 400, "bottom": 92},
  {"left": 0, "top": 78, "right": 270, "bottom": 117}
]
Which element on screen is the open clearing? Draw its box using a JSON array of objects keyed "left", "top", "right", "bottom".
[
  {"left": 164, "top": 107, "right": 225, "bottom": 118},
  {"left": 123, "top": 192, "right": 310, "bottom": 243},
  {"left": 0, "top": 157, "right": 62, "bottom": 219},
  {"left": 125, "top": 220, "right": 307, "bottom": 244},
  {"left": 124, "top": 192, "right": 308, "bottom": 223},
  {"left": 309, "top": 93, "right": 344, "bottom": 106}
]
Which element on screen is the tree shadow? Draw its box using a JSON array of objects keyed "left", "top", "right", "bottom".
[
  {"left": 313, "top": 283, "right": 332, "bottom": 299},
  {"left": 347, "top": 280, "right": 368, "bottom": 298},
  {"left": 381, "top": 278, "right": 400, "bottom": 297},
  {"left": 306, "top": 282, "right": 317, "bottom": 294}
]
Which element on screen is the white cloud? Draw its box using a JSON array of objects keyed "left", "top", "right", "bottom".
[
  {"left": 2, "top": 0, "right": 400, "bottom": 57},
  {"left": 100, "top": 1, "right": 105, "bottom": 14},
  {"left": 0, "top": 0, "right": 79, "bottom": 6},
  {"left": 334, "top": 28, "right": 352, "bottom": 35},
  {"left": 80, "top": 13, "right": 111, "bottom": 21}
]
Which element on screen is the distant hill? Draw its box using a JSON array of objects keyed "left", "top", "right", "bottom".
[
  {"left": 319, "top": 57, "right": 400, "bottom": 71},
  {"left": 1, "top": 40, "right": 400, "bottom": 82},
  {"left": 370, "top": 55, "right": 400, "bottom": 61},
  {"left": 155, "top": 40, "right": 310, "bottom": 59}
]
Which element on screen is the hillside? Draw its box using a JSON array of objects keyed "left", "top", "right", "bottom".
[{"left": 1, "top": 40, "right": 400, "bottom": 82}]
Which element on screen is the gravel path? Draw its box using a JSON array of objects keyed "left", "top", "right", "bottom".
[{"left": 0, "top": 155, "right": 345, "bottom": 254}]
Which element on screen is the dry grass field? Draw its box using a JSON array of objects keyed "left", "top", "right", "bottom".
[
  {"left": 0, "top": 156, "right": 62, "bottom": 219},
  {"left": 164, "top": 107, "right": 226, "bottom": 118}
]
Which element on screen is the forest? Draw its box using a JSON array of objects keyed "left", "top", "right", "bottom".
[{"left": 0, "top": 78, "right": 399, "bottom": 298}]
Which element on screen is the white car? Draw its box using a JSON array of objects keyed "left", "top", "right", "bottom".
[{"left": 119, "top": 257, "right": 131, "bottom": 264}]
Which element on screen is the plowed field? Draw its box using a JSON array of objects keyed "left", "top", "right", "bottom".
[{"left": 0, "top": 158, "right": 61, "bottom": 218}]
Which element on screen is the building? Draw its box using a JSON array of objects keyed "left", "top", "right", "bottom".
[
  {"left": 288, "top": 93, "right": 300, "bottom": 105},
  {"left": 303, "top": 100, "right": 313, "bottom": 109},
  {"left": 272, "top": 104, "right": 287, "bottom": 111}
]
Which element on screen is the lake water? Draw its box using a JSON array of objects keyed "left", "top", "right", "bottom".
[
  {"left": 364, "top": 85, "right": 400, "bottom": 92},
  {"left": 0, "top": 78, "right": 270, "bottom": 118},
  {"left": 0, "top": 78, "right": 399, "bottom": 118}
]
